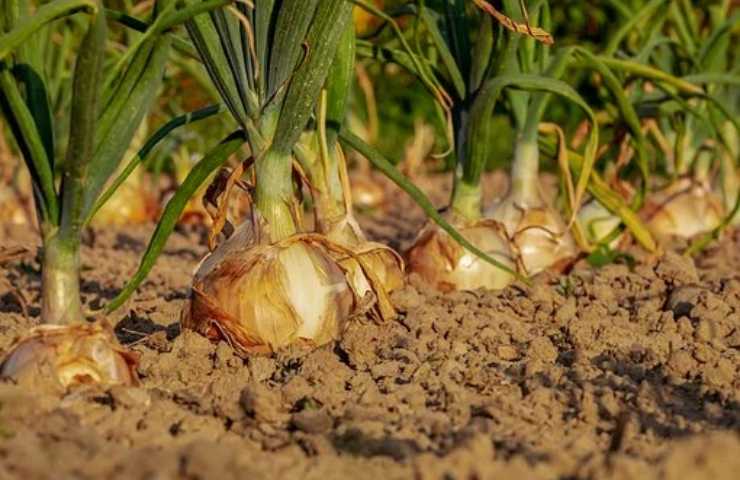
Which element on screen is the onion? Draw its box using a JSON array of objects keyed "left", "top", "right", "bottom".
[
  {"left": 0, "top": 324, "right": 138, "bottom": 390},
  {"left": 184, "top": 221, "right": 355, "bottom": 355},
  {"left": 577, "top": 198, "right": 623, "bottom": 248},
  {"left": 91, "top": 171, "right": 158, "bottom": 226},
  {"left": 353, "top": 1, "right": 384, "bottom": 35},
  {"left": 350, "top": 174, "right": 386, "bottom": 210},
  {"left": 488, "top": 198, "right": 577, "bottom": 276},
  {"left": 322, "top": 215, "right": 404, "bottom": 320},
  {"left": 297, "top": 133, "right": 403, "bottom": 319},
  {"left": 643, "top": 178, "right": 724, "bottom": 238},
  {"left": 407, "top": 215, "right": 516, "bottom": 292}
]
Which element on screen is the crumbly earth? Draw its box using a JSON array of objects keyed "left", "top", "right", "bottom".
[{"left": 0, "top": 174, "right": 739, "bottom": 480}]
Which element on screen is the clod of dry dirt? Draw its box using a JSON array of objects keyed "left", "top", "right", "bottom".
[{"left": 1, "top": 180, "right": 739, "bottom": 479}]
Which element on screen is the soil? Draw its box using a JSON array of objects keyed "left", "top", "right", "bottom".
[{"left": 0, "top": 173, "right": 739, "bottom": 480}]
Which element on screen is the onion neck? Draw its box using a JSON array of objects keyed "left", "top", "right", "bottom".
[
  {"left": 41, "top": 229, "right": 82, "bottom": 325},
  {"left": 509, "top": 134, "right": 540, "bottom": 207},
  {"left": 313, "top": 144, "right": 350, "bottom": 235},
  {"left": 255, "top": 149, "right": 298, "bottom": 242},
  {"left": 694, "top": 149, "right": 712, "bottom": 185},
  {"left": 676, "top": 129, "right": 696, "bottom": 177},
  {"left": 450, "top": 176, "right": 482, "bottom": 223}
]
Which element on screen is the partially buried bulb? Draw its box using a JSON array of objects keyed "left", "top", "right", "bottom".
[
  {"left": 184, "top": 220, "right": 356, "bottom": 356},
  {"left": 406, "top": 213, "right": 516, "bottom": 292},
  {"left": 0, "top": 323, "right": 138, "bottom": 390},
  {"left": 643, "top": 177, "right": 724, "bottom": 238},
  {"left": 487, "top": 197, "right": 577, "bottom": 277}
]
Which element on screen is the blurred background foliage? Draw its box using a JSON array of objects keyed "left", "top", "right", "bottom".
[{"left": 1, "top": 0, "right": 739, "bottom": 227}]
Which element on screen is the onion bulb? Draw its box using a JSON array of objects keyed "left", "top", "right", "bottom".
[
  {"left": 577, "top": 198, "right": 623, "bottom": 248},
  {"left": 322, "top": 214, "right": 404, "bottom": 319},
  {"left": 91, "top": 170, "right": 158, "bottom": 227},
  {"left": 487, "top": 198, "right": 577, "bottom": 277},
  {"left": 184, "top": 221, "right": 356, "bottom": 355},
  {"left": 0, "top": 187, "right": 30, "bottom": 225},
  {"left": 0, "top": 324, "right": 138, "bottom": 390},
  {"left": 350, "top": 174, "right": 386, "bottom": 210},
  {"left": 91, "top": 120, "right": 158, "bottom": 226},
  {"left": 643, "top": 178, "right": 724, "bottom": 238},
  {"left": 297, "top": 135, "right": 403, "bottom": 319},
  {"left": 407, "top": 215, "right": 516, "bottom": 292}
]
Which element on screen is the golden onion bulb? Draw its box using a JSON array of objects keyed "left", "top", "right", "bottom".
[
  {"left": 643, "top": 178, "right": 724, "bottom": 238},
  {"left": 333, "top": 243, "right": 403, "bottom": 321},
  {"left": 345, "top": 245, "right": 404, "bottom": 295},
  {"left": 91, "top": 176, "right": 158, "bottom": 227},
  {"left": 350, "top": 174, "right": 386, "bottom": 210},
  {"left": 487, "top": 199, "right": 577, "bottom": 276},
  {"left": 407, "top": 218, "right": 516, "bottom": 292},
  {"left": 323, "top": 216, "right": 404, "bottom": 299},
  {"left": 0, "top": 324, "right": 138, "bottom": 390},
  {"left": 184, "top": 222, "right": 355, "bottom": 355}
]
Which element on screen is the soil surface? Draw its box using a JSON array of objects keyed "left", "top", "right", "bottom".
[{"left": 0, "top": 174, "right": 739, "bottom": 480}]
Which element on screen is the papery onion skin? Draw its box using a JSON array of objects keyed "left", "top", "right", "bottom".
[
  {"left": 347, "top": 246, "right": 405, "bottom": 294},
  {"left": 0, "top": 324, "right": 138, "bottom": 390},
  {"left": 577, "top": 199, "right": 623, "bottom": 248},
  {"left": 350, "top": 176, "right": 386, "bottom": 210},
  {"left": 185, "top": 223, "right": 355, "bottom": 355},
  {"left": 92, "top": 186, "right": 158, "bottom": 227},
  {"left": 407, "top": 220, "right": 516, "bottom": 292},
  {"left": 324, "top": 217, "right": 405, "bottom": 300},
  {"left": 643, "top": 179, "right": 724, "bottom": 239},
  {"left": 488, "top": 200, "right": 577, "bottom": 277}
]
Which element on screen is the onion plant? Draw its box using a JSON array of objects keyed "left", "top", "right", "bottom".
[
  {"left": 482, "top": 1, "right": 582, "bottom": 276},
  {"left": 355, "top": 0, "right": 601, "bottom": 291},
  {"left": 582, "top": 1, "right": 740, "bottom": 243},
  {"left": 108, "top": 0, "right": 400, "bottom": 355},
  {"left": 0, "top": 0, "right": 225, "bottom": 388},
  {"left": 294, "top": 25, "right": 405, "bottom": 305}
]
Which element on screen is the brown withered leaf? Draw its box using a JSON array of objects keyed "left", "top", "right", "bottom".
[{"left": 472, "top": 0, "right": 554, "bottom": 45}]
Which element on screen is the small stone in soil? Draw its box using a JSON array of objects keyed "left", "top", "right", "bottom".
[{"left": 291, "top": 409, "right": 333, "bottom": 434}]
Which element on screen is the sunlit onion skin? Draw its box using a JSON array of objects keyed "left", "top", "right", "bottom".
[
  {"left": 350, "top": 175, "right": 386, "bottom": 210},
  {"left": 643, "top": 178, "right": 724, "bottom": 238},
  {"left": 407, "top": 216, "right": 516, "bottom": 292},
  {"left": 487, "top": 198, "right": 577, "bottom": 277},
  {"left": 577, "top": 199, "right": 623, "bottom": 248},
  {"left": 91, "top": 170, "right": 158, "bottom": 227},
  {"left": 0, "top": 324, "right": 138, "bottom": 390},
  {"left": 323, "top": 215, "right": 404, "bottom": 299},
  {"left": 184, "top": 222, "right": 355, "bottom": 355}
]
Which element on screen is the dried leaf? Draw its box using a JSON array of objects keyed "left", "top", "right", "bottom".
[{"left": 472, "top": 0, "right": 554, "bottom": 45}]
